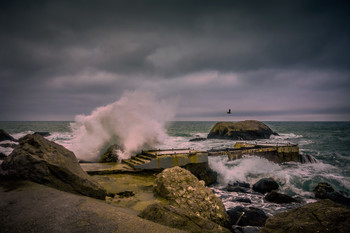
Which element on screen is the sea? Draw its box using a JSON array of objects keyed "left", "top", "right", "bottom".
[{"left": 1, "top": 121, "right": 349, "bottom": 216}]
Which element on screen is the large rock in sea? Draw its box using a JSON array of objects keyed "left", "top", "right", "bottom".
[
  {"left": 207, "top": 120, "right": 277, "bottom": 140},
  {"left": 153, "top": 166, "right": 230, "bottom": 227},
  {"left": 264, "top": 190, "right": 297, "bottom": 204},
  {"left": 252, "top": 178, "right": 279, "bottom": 194},
  {"left": 0, "top": 129, "right": 16, "bottom": 142},
  {"left": 227, "top": 206, "right": 268, "bottom": 227},
  {"left": 0, "top": 134, "right": 107, "bottom": 199},
  {"left": 260, "top": 199, "right": 350, "bottom": 233},
  {"left": 99, "top": 144, "right": 121, "bottom": 163},
  {"left": 139, "top": 203, "right": 231, "bottom": 233}
]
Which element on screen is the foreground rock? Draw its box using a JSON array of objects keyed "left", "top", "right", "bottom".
[
  {"left": 227, "top": 206, "right": 268, "bottom": 227},
  {"left": 207, "top": 120, "right": 277, "bottom": 140},
  {"left": 139, "top": 203, "right": 231, "bottom": 233},
  {"left": 260, "top": 199, "right": 350, "bottom": 233},
  {"left": 153, "top": 166, "right": 230, "bottom": 227},
  {"left": 184, "top": 162, "right": 217, "bottom": 186},
  {"left": 264, "top": 190, "right": 297, "bottom": 204},
  {"left": 252, "top": 178, "right": 279, "bottom": 194},
  {"left": 34, "top": 131, "right": 51, "bottom": 137},
  {"left": 0, "top": 180, "right": 184, "bottom": 233},
  {"left": 313, "top": 182, "right": 350, "bottom": 207},
  {"left": 99, "top": 144, "right": 122, "bottom": 163},
  {"left": 0, "top": 129, "right": 16, "bottom": 142},
  {"left": 0, "top": 134, "right": 107, "bottom": 199}
]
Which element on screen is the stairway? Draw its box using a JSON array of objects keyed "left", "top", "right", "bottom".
[{"left": 122, "top": 153, "right": 153, "bottom": 169}]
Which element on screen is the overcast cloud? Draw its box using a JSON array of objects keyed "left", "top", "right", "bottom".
[{"left": 1, "top": 0, "right": 349, "bottom": 121}]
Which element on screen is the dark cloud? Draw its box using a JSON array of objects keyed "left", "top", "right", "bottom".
[{"left": 0, "top": 0, "right": 349, "bottom": 120}]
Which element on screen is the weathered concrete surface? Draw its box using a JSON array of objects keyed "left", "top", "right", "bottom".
[{"left": 0, "top": 180, "right": 185, "bottom": 233}]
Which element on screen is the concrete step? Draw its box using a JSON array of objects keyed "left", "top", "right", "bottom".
[
  {"left": 133, "top": 157, "right": 149, "bottom": 164},
  {"left": 122, "top": 160, "right": 137, "bottom": 168},
  {"left": 136, "top": 154, "right": 152, "bottom": 161}
]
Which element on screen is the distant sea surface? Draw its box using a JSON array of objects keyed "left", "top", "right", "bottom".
[{"left": 1, "top": 121, "right": 349, "bottom": 215}]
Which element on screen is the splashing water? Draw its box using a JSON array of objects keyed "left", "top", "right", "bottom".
[{"left": 68, "top": 91, "right": 177, "bottom": 161}]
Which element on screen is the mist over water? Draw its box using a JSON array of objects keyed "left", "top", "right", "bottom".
[{"left": 68, "top": 91, "right": 177, "bottom": 161}]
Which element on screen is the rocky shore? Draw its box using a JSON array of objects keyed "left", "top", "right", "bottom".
[{"left": 1, "top": 131, "right": 349, "bottom": 232}]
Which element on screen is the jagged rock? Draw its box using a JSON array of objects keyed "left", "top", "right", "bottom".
[
  {"left": 183, "top": 162, "right": 217, "bottom": 186},
  {"left": 189, "top": 137, "right": 207, "bottom": 142},
  {"left": 229, "top": 181, "right": 250, "bottom": 189},
  {"left": 99, "top": 144, "right": 121, "bottom": 163},
  {"left": 260, "top": 199, "right": 350, "bottom": 233},
  {"left": 0, "top": 134, "right": 107, "bottom": 200},
  {"left": 233, "top": 198, "right": 252, "bottom": 203},
  {"left": 227, "top": 206, "right": 268, "bottom": 227},
  {"left": 207, "top": 120, "right": 277, "bottom": 140},
  {"left": 264, "top": 190, "right": 297, "bottom": 204},
  {"left": 34, "top": 132, "right": 51, "bottom": 137},
  {"left": 139, "top": 203, "right": 231, "bottom": 233},
  {"left": 153, "top": 166, "right": 230, "bottom": 227},
  {"left": 252, "top": 178, "right": 279, "bottom": 194},
  {"left": 0, "top": 143, "right": 17, "bottom": 148},
  {"left": 313, "top": 182, "right": 350, "bottom": 207},
  {"left": 0, "top": 129, "right": 16, "bottom": 142}
]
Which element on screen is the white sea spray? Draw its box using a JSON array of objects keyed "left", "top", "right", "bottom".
[{"left": 68, "top": 91, "right": 177, "bottom": 162}]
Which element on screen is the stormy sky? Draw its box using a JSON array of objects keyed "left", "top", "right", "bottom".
[{"left": 1, "top": 0, "right": 350, "bottom": 121}]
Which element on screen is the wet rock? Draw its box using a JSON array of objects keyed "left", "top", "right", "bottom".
[
  {"left": 117, "top": 191, "right": 135, "bottom": 198},
  {"left": 252, "top": 178, "right": 279, "bottom": 194},
  {"left": 233, "top": 226, "right": 260, "bottom": 233},
  {"left": 0, "top": 152, "right": 6, "bottom": 159},
  {"left": 0, "top": 129, "right": 16, "bottom": 142},
  {"left": 313, "top": 182, "right": 350, "bottom": 207},
  {"left": 260, "top": 199, "right": 350, "bottom": 233},
  {"left": 227, "top": 206, "right": 268, "bottom": 227},
  {"left": 183, "top": 162, "right": 217, "bottom": 186},
  {"left": 0, "top": 143, "right": 17, "bottom": 148},
  {"left": 99, "top": 144, "right": 122, "bottom": 163},
  {"left": 229, "top": 181, "right": 250, "bottom": 189},
  {"left": 207, "top": 120, "right": 277, "bottom": 140},
  {"left": 34, "top": 132, "right": 51, "bottom": 137},
  {"left": 233, "top": 198, "right": 252, "bottom": 203},
  {"left": 139, "top": 203, "right": 231, "bottom": 233},
  {"left": 264, "top": 190, "right": 297, "bottom": 204},
  {"left": 0, "top": 134, "right": 107, "bottom": 199},
  {"left": 154, "top": 166, "right": 230, "bottom": 227},
  {"left": 189, "top": 137, "right": 207, "bottom": 142}
]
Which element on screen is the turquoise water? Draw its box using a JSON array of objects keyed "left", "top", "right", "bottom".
[{"left": 1, "top": 121, "right": 349, "bottom": 214}]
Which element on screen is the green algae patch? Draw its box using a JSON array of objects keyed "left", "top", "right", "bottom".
[{"left": 94, "top": 173, "right": 168, "bottom": 214}]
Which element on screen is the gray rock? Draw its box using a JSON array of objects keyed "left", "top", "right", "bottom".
[
  {"left": 207, "top": 120, "right": 277, "bottom": 140},
  {"left": 252, "top": 178, "right": 279, "bottom": 194},
  {"left": 0, "top": 129, "right": 16, "bottom": 142},
  {"left": 264, "top": 190, "right": 297, "bottom": 204},
  {"left": 139, "top": 203, "right": 231, "bottom": 233},
  {"left": 0, "top": 134, "right": 107, "bottom": 199},
  {"left": 227, "top": 206, "right": 268, "bottom": 227},
  {"left": 0, "top": 180, "right": 185, "bottom": 233},
  {"left": 153, "top": 166, "right": 230, "bottom": 227},
  {"left": 260, "top": 199, "right": 350, "bottom": 233},
  {"left": 313, "top": 182, "right": 350, "bottom": 207}
]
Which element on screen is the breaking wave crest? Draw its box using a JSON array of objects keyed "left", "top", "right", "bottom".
[{"left": 68, "top": 91, "right": 177, "bottom": 161}]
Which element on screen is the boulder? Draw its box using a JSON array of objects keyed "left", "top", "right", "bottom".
[
  {"left": 264, "top": 190, "right": 297, "bottom": 204},
  {"left": 227, "top": 206, "right": 268, "bottom": 227},
  {"left": 0, "top": 134, "right": 107, "bottom": 200},
  {"left": 183, "top": 162, "right": 217, "bottom": 186},
  {"left": 0, "top": 129, "right": 16, "bottom": 142},
  {"left": 189, "top": 137, "right": 207, "bottom": 142},
  {"left": 153, "top": 166, "right": 230, "bottom": 227},
  {"left": 227, "top": 181, "right": 250, "bottom": 192},
  {"left": 99, "top": 144, "right": 122, "bottom": 163},
  {"left": 232, "top": 198, "right": 252, "bottom": 203},
  {"left": 207, "top": 120, "right": 277, "bottom": 140},
  {"left": 34, "top": 131, "right": 51, "bottom": 137},
  {"left": 139, "top": 203, "right": 231, "bottom": 233},
  {"left": 313, "top": 182, "right": 350, "bottom": 207},
  {"left": 252, "top": 178, "right": 279, "bottom": 194},
  {"left": 260, "top": 199, "right": 350, "bottom": 233}
]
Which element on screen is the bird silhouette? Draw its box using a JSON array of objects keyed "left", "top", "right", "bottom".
[{"left": 227, "top": 109, "right": 231, "bottom": 114}]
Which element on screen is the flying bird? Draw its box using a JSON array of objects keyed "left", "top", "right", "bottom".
[{"left": 227, "top": 109, "right": 231, "bottom": 114}]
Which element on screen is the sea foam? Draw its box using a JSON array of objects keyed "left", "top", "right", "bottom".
[{"left": 68, "top": 91, "right": 177, "bottom": 162}]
